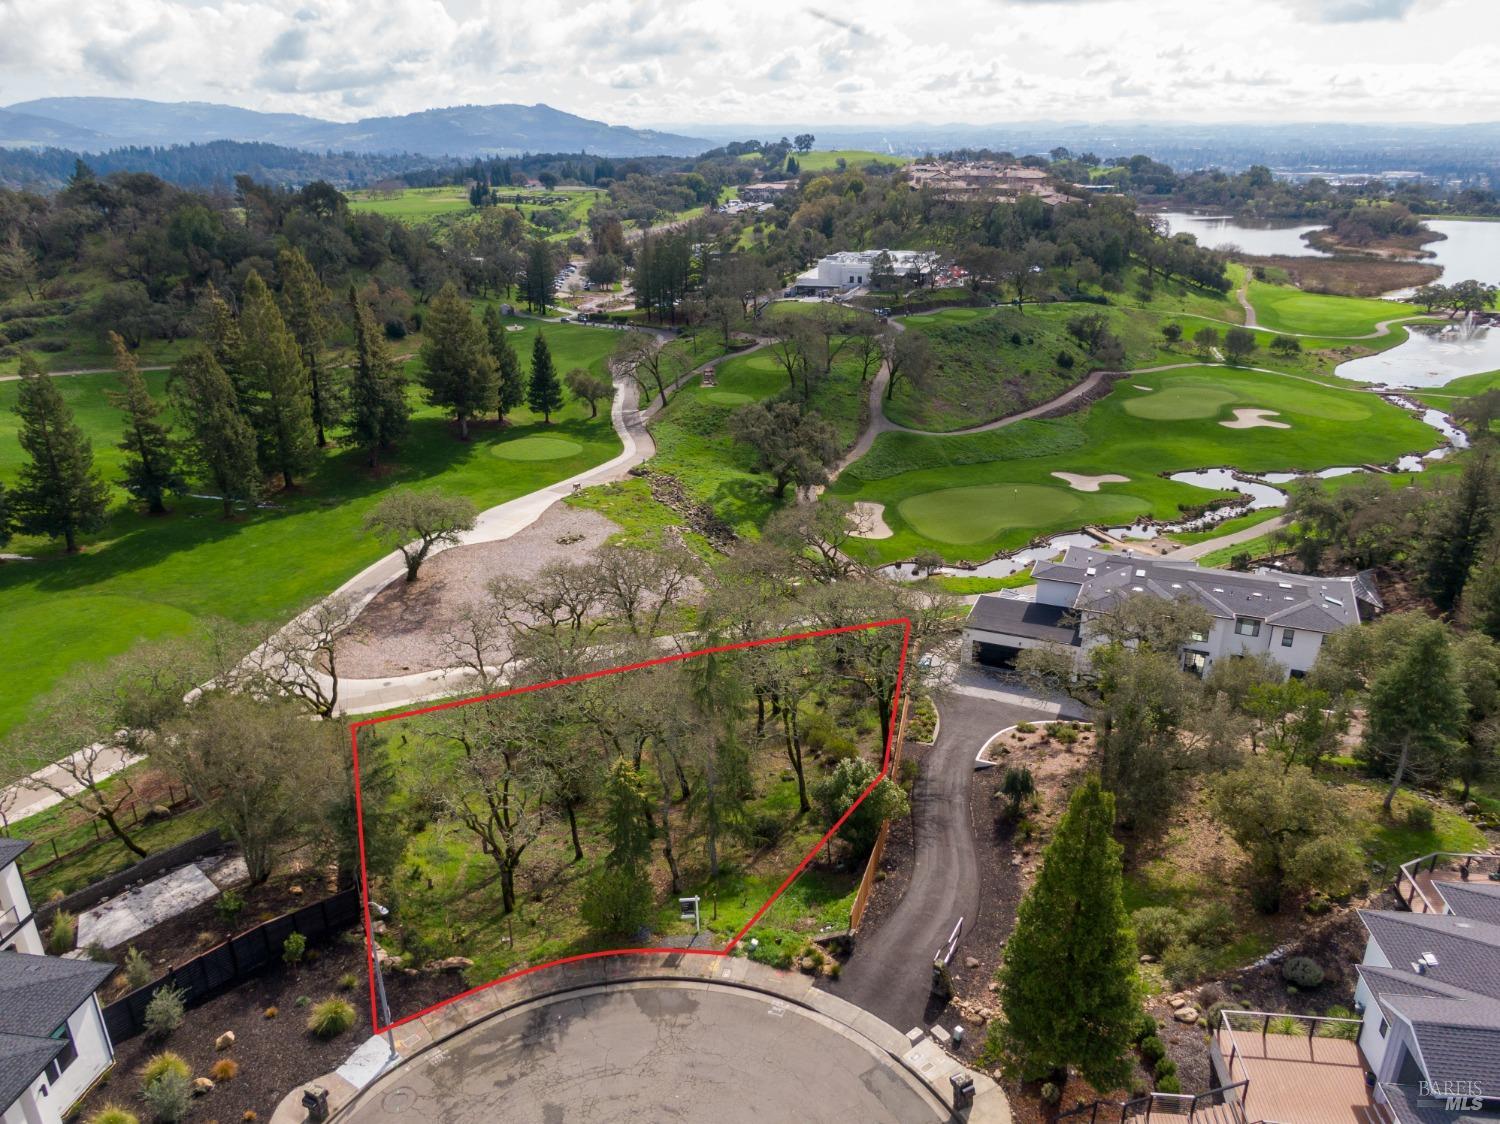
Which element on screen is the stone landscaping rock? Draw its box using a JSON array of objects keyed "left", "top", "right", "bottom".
[
  {"left": 964, "top": 957, "right": 980, "bottom": 969},
  {"left": 1168, "top": 997, "right": 1185, "bottom": 1010},
  {"left": 193, "top": 1078, "right": 215, "bottom": 1095},
  {"left": 1173, "top": 1006, "right": 1200, "bottom": 1024},
  {"left": 425, "top": 957, "right": 475, "bottom": 973},
  {"left": 215, "top": 1031, "right": 235, "bottom": 1051}
]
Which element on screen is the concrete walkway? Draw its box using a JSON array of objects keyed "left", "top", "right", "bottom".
[
  {"left": 271, "top": 955, "right": 1009, "bottom": 1124},
  {"left": 1, "top": 745, "right": 140, "bottom": 825},
  {"left": 1162, "top": 515, "right": 1289, "bottom": 561}
]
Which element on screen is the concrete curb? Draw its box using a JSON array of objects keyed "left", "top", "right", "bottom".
[{"left": 271, "top": 954, "right": 1010, "bottom": 1123}]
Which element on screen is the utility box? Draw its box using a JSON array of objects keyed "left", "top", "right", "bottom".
[
  {"left": 302, "top": 1084, "right": 330, "bottom": 1122},
  {"left": 949, "top": 1072, "right": 976, "bottom": 1108}
]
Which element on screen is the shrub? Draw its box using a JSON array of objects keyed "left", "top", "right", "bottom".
[
  {"left": 1131, "top": 907, "right": 1186, "bottom": 957},
  {"left": 1039, "top": 1081, "right": 1061, "bottom": 1105},
  {"left": 215, "top": 889, "right": 246, "bottom": 927},
  {"left": 1133, "top": 1011, "right": 1159, "bottom": 1043},
  {"left": 87, "top": 1107, "right": 140, "bottom": 1124},
  {"left": 263, "top": 1006, "right": 278, "bottom": 1019},
  {"left": 747, "top": 940, "right": 794, "bottom": 970},
  {"left": 1269, "top": 1015, "right": 1304, "bottom": 1035},
  {"left": 47, "top": 910, "right": 77, "bottom": 955},
  {"left": 1162, "top": 943, "right": 1214, "bottom": 988},
  {"left": 384, "top": 318, "right": 407, "bottom": 340},
  {"left": 124, "top": 946, "right": 156, "bottom": 991},
  {"left": 211, "top": 1058, "right": 240, "bottom": 1081},
  {"left": 142, "top": 1051, "right": 191, "bottom": 1087},
  {"left": 1404, "top": 803, "right": 1436, "bottom": 832},
  {"left": 1154, "top": 1056, "right": 1177, "bottom": 1081},
  {"left": 1319, "top": 1005, "right": 1362, "bottom": 1040},
  {"left": 1052, "top": 724, "right": 1079, "bottom": 746},
  {"left": 1185, "top": 902, "right": 1236, "bottom": 949},
  {"left": 282, "top": 931, "right": 307, "bottom": 965},
  {"left": 1156, "top": 1075, "right": 1182, "bottom": 1094},
  {"left": 339, "top": 972, "right": 361, "bottom": 991},
  {"left": 1282, "top": 956, "right": 1325, "bottom": 989},
  {"left": 143, "top": 985, "right": 187, "bottom": 1038},
  {"left": 308, "top": 997, "right": 357, "bottom": 1039},
  {"left": 1139, "top": 1035, "right": 1167, "bottom": 1064},
  {"left": 1056, "top": 349, "right": 1075, "bottom": 369},
  {"left": 143, "top": 1070, "right": 192, "bottom": 1123},
  {"left": 581, "top": 866, "right": 654, "bottom": 938},
  {"left": 1014, "top": 722, "right": 1036, "bottom": 734}
]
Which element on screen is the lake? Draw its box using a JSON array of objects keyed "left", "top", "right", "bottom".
[
  {"left": 1336, "top": 323, "right": 1500, "bottom": 388},
  {"left": 1156, "top": 212, "right": 1329, "bottom": 258},
  {"left": 1418, "top": 219, "right": 1500, "bottom": 286}
]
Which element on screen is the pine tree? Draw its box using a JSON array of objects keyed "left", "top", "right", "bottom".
[
  {"left": 1366, "top": 620, "right": 1467, "bottom": 812},
  {"left": 238, "top": 270, "right": 317, "bottom": 489},
  {"left": 200, "top": 283, "right": 244, "bottom": 398},
  {"left": 525, "top": 238, "right": 554, "bottom": 313},
  {"left": 11, "top": 356, "right": 111, "bottom": 552},
  {"left": 168, "top": 350, "right": 262, "bottom": 519},
  {"left": 527, "top": 331, "right": 564, "bottom": 423},
  {"left": 418, "top": 283, "right": 497, "bottom": 439},
  {"left": 276, "top": 248, "right": 338, "bottom": 447},
  {"left": 988, "top": 775, "right": 1138, "bottom": 1089},
  {"left": 346, "top": 288, "right": 409, "bottom": 468},
  {"left": 1418, "top": 444, "right": 1495, "bottom": 612},
  {"left": 0, "top": 481, "right": 13, "bottom": 550},
  {"left": 482, "top": 304, "right": 525, "bottom": 422},
  {"left": 581, "top": 759, "right": 656, "bottom": 938},
  {"left": 106, "top": 331, "right": 181, "bottom": 514},
  {"left": 1460, "top": 535, "right": 1500, "bottom": 642}
]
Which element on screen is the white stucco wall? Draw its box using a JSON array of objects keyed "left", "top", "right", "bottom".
[
  {"left": 0, "top": 999, "right": 113, "bottom": 1124},
  {"left": 0, "top": 861, "right": 42, "bottom": 956}
]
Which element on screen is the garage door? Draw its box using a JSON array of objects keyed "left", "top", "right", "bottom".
[{"left": 972, "top": 641, "right": 1022, "bottom": 669}]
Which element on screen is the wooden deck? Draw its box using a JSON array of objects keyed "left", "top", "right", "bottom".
[
  {"left": 1399, "top": 854, "right": 1500, "bottom": 913},
  {"left": 1215, "top": 1030, "right": 1385, "bottom": 1124}
]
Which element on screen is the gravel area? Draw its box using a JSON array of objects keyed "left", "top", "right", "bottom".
[{"left": 335, "top": 505, "right": 620, "bottom": 679}]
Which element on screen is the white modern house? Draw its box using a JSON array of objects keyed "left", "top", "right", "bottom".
[
  {"left": 962, "top": 547, "right": 1372, "bottom": 678},
  {"left": 1, "top": 839, "right": 116, "bottom": 1124},
  {"left": 791, "top": 249, "right": 938, "bottom": 294},
  {"left": 1, "top": 841, "right": 42, "bottom": 957}
]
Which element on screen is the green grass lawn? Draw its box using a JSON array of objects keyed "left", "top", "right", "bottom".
[
  {"left": 831, "top": 364, "right": 1434, "bottom": 564},
  {"left": 642, "top": 343, "right": 870, "bottom": 538},
  {"left": 0, "top": 318, "right": 621, "bottom": 740},
  {"left": 346, "top": 186, "right": 474, "bottom": 220},
  {"left": 791, "top": 150, "right": 910, "bottom": 172},
  {"left": 1247, "top": 281, "right": 1416, "bottom": 337}
]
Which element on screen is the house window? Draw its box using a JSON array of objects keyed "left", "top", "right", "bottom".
[
  {"left": 45, "top": 1022, "right": 77, "bottom": 1082},
  {"left": 1182, "top": 651, "right": 1208, "bottom": 677},
  {"left": 1188, "top": 629, "right": 1208, "bottom": 643},
  {"left": 1281, "top": 628, "right": 1295, "bottom": 648},
  {"left": 1234, "top": 617, "right": 1261, "bottom": 637},
  {"left": 1378, "top": 1017, "right": 1388, "bottom": 1038}
]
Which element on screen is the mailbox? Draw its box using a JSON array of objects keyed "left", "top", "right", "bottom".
[{"left": 302, "top": 1083, "right": 330, "bottom": 1122}]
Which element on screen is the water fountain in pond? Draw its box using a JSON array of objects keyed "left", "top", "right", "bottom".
[{"left": 1444, "top": 311, "right": 1488, "bottom": 342}]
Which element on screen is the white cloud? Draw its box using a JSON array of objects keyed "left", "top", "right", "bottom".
[{"left": 0, "top": 0, "right": 1491, "bottom": 126}]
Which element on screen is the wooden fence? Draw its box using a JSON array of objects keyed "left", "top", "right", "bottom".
[
  {"left": 102, "top": 888, "right": 362, "bottom": 1043},
  {"left": 10, "top": 784, "right": 196, "bottom": 879},
  {"left": 848, "top": 694, "right": 912, "bottom": 933}
]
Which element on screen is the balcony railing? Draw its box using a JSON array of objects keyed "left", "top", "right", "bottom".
[
  {"left": 1393, "top": 851, "right": 1500, "bottom": 914},
  {"left": 0, "top": 902, "right": 30, "bottom": 945},
  {"left": 1056, "top": 1081, "right": 1249, "bottom": 1124}
]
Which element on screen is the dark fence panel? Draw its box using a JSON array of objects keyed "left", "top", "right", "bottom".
[
  {"left": 103, "top": 888, "right": 361, "bottom": 1043},
  {"left": 35, "top": 831, "right": 223, "bottom": 928}
]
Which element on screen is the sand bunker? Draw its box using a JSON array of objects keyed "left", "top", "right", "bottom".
[
  {"left": 1220, "top": 408, "right": 1290, "bottom": 430},
  {"left": 1052, "top": 472, "right": 1129, "bottom": 493},
  {"left": 1131, "top": 384, "right": 1153, "bottom": 391},
  {"left": 849, "top": 501, "right": 894, "bottom": 539}
]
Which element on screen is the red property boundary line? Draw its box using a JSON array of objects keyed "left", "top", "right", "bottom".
[{"left": 349, "top": 617, "right": 913, "bottom": 1036}]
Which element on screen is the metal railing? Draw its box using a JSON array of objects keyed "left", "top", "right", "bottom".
[
  {"left": 1393, "top": 851, "right": 1499, "bottom": 914},
  {"left": 1057, "top": 1080, "right": 1250, "bottom": 1124},
  {"left": 848, "top": 694, "right": 911, "bottom": 933}
]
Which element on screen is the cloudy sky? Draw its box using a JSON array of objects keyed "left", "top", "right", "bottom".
[{"left": 0, "top": 0, "right": 1494, "bottom": 127}]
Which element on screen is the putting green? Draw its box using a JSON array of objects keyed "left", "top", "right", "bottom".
[
  {"left": 492, "top": 436, "right": 585, "bottom": 461},
  {"left": 1123, "top": 385, "right": 1238, "bottom": 420},
  {"left": 897, "top": 484, "right": 1083, "bottom": 544},
  {"left": 739, "top": 354, "right": 783, "bottom": 374},
  {"left": 704, "top": 390, "right": 753, "bottom": 405}
]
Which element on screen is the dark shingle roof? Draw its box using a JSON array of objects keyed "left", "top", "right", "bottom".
[
  {"left": 0, "top": 951, "right": 113, "bottom": 1038},
  {"left": 0, "top": 1032, "right": 65, "bottom": 1109},
  {"left": 965, "top": 598, "right": 1080, "bottom": 645},
  {"left": 1381, "top": 1080, "right": 1500, "bottom": 1124},
  {"left": 1032, "top": 546, "right": 1360, "bottom": 632},
  {"left": 1360, "top": 910, "right": 1500, "bottom": 1002},
  {"left": 1357, "top": 963, "right": 1478, "bottom": 1013},
  {"left": 1381, "top": 994, "right": 1500, "bottom": 1088},
  {"left": 1435, "top": 881, "right": 1500, "bottom": 926},
  {"left": 0, "top": 838, "right": 32, "bottom": 870}
]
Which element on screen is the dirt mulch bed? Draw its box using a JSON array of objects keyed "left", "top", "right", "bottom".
[
  {"left": 76, "top": 937, "right": 453, "bottom": 1124},
  {"left": 334, "top": 504, "right": 619, "bottom": 679}
]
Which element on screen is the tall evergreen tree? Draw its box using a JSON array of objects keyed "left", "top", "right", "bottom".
[
  {"left": 346, "top": 288, "right": 409, "bottom": 468},
  {"left": 418, "top": 283, "right": 496, "bottom": 439},
  {"left": 1418, "top": 443, "right": 1495, "bottom": 612},
  {"left": 238, "top": 270, "right": 317, "bottom": 489},
  {"left": 482, "top": 304, "right": 525, "bottom": 422},
  {"left": 276, "top": 247, "right": 338, "bottom": 448},
  {"left": 0, "top": 481, "right": 12, "bottom": 551},
  {"left": 168, "top": 350, "right": 262, "bottom": 519},
  {"left": 527, "top": 331, "right": 564, "bottom": 423},
  {"left": 1460, "top": 535, "right": 1500, "bottom": 642},
  {"left": 524, "top": 238, "right": 554, "bottom": 313},
  {"left": 11, "top": 356, "right": 110, "bottom": 552},
  {"left": 1366, "top": 620, "right": 1467, "bottom": 812},
  {"left": 200, "top": 283, "right": 244, "bottom": 397},
  {"left": 988, "top": 776, "right": 1138, "bottom": 1089},
  {"left": 106, "top": 331, "right": 181, "bottom": 514}
]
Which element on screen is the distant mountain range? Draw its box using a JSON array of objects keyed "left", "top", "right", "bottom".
[{"left": 0, "top": 98, "right": 710, "bottom": 159}]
